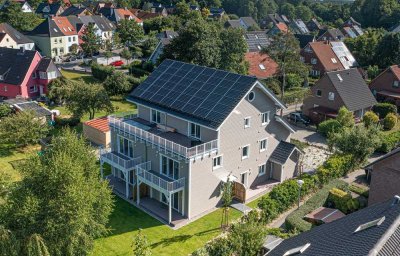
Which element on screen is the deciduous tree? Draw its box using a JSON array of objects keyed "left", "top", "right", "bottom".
[
  {"left": 81, "top": 23, "right": 101, "bottom": 57},
  {"left": 117, "top": 19, "right": 144, "bottom": 47},
  {"left": 102, "top": 71, "right": 131, "bottom": 96}
]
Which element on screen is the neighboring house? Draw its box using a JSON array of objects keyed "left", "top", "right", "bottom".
[
  {"left": 289, "top": 19, "right": 309, "bottom": 34},
  {"left": 294, "top": 34, "right": 316, "bottom": 49},
  {"left": 77, "top": 15, "right": 116, "bottom": 43},
  {"left": 0, "top": 0, "right": 33, "bottom": 12},
  {"left": 369, "top": 65, "right": 400, "bottom": 107},
  {"left": 225, "top": 17, "right": 258, "bottom": 30},
  {"left": 365, "top": 148, "right": 400, "bottom": 206},
  {"left": 245, "top": 52, "right": 278, "bottom": 80},
  {"left": 244, "top": 31, "right": 271, "bottom": 52},
  {"left": 265, "top": 195, "right": 400, "bottom": 255},
  {"left": 100, "top": 59, "right": 300, "bottom": 226},
  {"left": 61, "top": 4, "right": 92, "bottom": 16},
  {"left": 92, "top": 1, "right": 114, "bottom": 13},
  {"left": 101, "top": 7, "right": 143, "bottom": 25},
  {"left": 148, "top": 30, "right": 178, "bottom": 64},
  {"left": 28, "top": 17, "right": 79, "bottom": 59},
  {"left": 301, "top": 41, "right": 358, "bottom": 77},
  {"left": 261, "top": 13, "right": 286, "bottom": 29},
  {"left": 267, "top": 22, "right": 288, "bottom": 36},
  {"left": 48, "top": 0, "right": 71, "bottom": 7},
  {"left": 35, "top": 2, "right": 64, "bottom": 18},
  {"left": 302, "top": 68, "right": 377, "bottom": 124},
  {"left": 0, "top": 23, "right": 35, "bottom": 50},
  {"left": 9, "top": 99, "right": 53, "bottom": 119},
  {"left": 341, "top": 26, "right": 358, "bottom": 39},
  {"left": 0, "top": 47, "right": 60, "bottom": 99},
  {"left": 317, "top": 28, "right": 345, "bottom": 41},
  {"left": 209, "top": 7, "right": 225, "bottom": 19},
  {"left": 306, "top": 18, "right": 323, "bottom": 32}
]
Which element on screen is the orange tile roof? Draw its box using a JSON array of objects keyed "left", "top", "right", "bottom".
[
  {"left": 52, "top": 17, "right": 76, "bottom": 36},
  {"left": 276, "top": 22, "right": 288, "bottom": 33},
  {"left": 84, "top": 117, "right": 110, "bottom": 132},
  {"left": 390, "top": 65, "right": 400, "bottom": 80},
  {"left": 309, "top": 41, "right": 345, "bottom": 71},
  {"left": 116, "top": 8, "right": 143, "bottom": 23},
  {"left": 245, "top": 52, "right": 278, "bottom": 79}
]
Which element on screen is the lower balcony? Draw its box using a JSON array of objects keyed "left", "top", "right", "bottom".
[{"left": 100, "top": 148, "right": 142, "bottom": 171}]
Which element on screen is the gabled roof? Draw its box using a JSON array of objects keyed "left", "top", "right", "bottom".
[
  {"left": 275, "top": 22, "right": 288, "bottom": 33},
  {"left": 245, "top": 52, "right": 278, "bottom": 79},
  {"left": 128, "top": 60, "right": 284, "bottom": 129},
  {"left": 225, "top": 20, "right": 241, "bottom": 29},
  {"left": 291, "top": 19, "right": 309, "bottom": 34},
  {"left": 268, "top": 197, "right": 400, "bottom": 256},
  {"left": 36, "top": 2, "right": 62, "bottom": 15},
  {"left": 90, "top": 15, "right": 116, "bottom": 31},
  {"left": 244, "top": 31, "right": 270, "bottom": 52},
  {"left": 0, "top": 23, "right": 33, "bottom": 44},
  {"left": 307, "top": 41, "right": 345, "bottom": 71},
  {"left": 28, "top": 17, "right": 70, "bottom": 37},
  {"left": 240, "top": 16, "right": 257, "bottom": 28},
  {"left": 156, "top": 30, "right": 178, "bottom": 46},
  {"left": 325, "top": 69, "right": 377, "bottom": 111},
  {"left": 269, "top": 141, "right": 299, "bottom": 164},
  {"left": 294, "top": 34, "right": 315, "bottom": 48},
  {"left": 84, "top": 116, "right": 110, "bottom": 132},
  {"left": 0, "top": 47, "right": 37, "bottom": 85},
  {"left": 61, "top": 4, "right": 91, "bottom": 16},
  {"left": 266, "top": 13, "right": 285, "bottom": 25},
  {"left": 389, "top": 65, "right": 400, "bottom": 81},
  {"left": 318, "top": 28, "right": 345, "bottom": 41},
  {"left": 52, "top": 16, "right": 76, "bottom": 36},
  {"left": 364, "top": 147, "right": 400, "bottom": 169}
]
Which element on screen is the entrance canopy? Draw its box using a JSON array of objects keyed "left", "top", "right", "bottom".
[{"left": 213, "top": 169, "right": 238, "bottom": 182}]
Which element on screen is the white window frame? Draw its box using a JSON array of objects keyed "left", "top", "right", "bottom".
[
  {"left": 259, "top": 138, "right": 268, "bottom": 152},
  {"left": 261, "top": 111, "right": 270, "bottom": 126},
  {"left": 242, "top": 145, "right": 250, "bottom": 160},
  {"left": 393, "top": 81, "right": 399, "bottom": 88},
  {"left": 331, "top": 58, "right": 337, "bottom": 63},
  {"left": 188, "top": 122, "right": 201, "bottom": 140},
  {"left": 3, "top": 85, "right": 7, "bottom": 92},
  {"left": 311, "top": 58, "right": 317, "bottom": 64},
  {"left": 244, "top": 116, "right": 251, "bottom": 128},
  {"left": 160, "top": 154, "right": 179, "bottom": 179},
  {"left": 212, "top": 155, "right": 223, "bottom": 170},
  {"left": 29, "top": 85, "right": 37, "bottom": 93},
  {"left": 258, "top": 164, "right": 266, "bottom": 176},
  {"left": 150, "top": 109, "right": 161, "bottom": 124},
  {"left": 328, "top": 92, "right": 335, "bottom": 101}
]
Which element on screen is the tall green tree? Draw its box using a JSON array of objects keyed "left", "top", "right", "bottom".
[
  {"left": 336, "top": 106, "right": 355, "bottom": 128},
  {"left": 0, "top": 226, "right": 19, "bottom": 256},
  {"left": 0, "top": 129, "right": 114, "bottom": 255},
  {"left": 0, "top": 111, "right": 51, "bottom": 148},
  {"left": 26, "top": 234, "right": 50, "bottom": 256},
  {"left": 0, "top": 2, "right": 42, "bottom": 31},
  {"left": 219, "top": 28, "right": 248, "bottom": 74},
  {"left": 81, "top": 23, "right": 101, "bottom": 57},
  {"left": 261, "top": 32, "right": 309, "bottom": 98},
  {"left": 375, "top": 33, "right": 400, "bottom": 68},
  {"left": 102, "top": 71, "right": 131, "bottom": 96},
  {"left": 117, "top": 19, "right": 144, "bottom": 47},
  {"left": 229, "top": 218, "right": 267, "bottom": 256}
]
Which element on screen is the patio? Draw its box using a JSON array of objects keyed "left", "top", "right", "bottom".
[{"left": 246, "top": 179, "right": 280, "bottom": 203}]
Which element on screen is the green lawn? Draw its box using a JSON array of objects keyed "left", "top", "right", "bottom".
[
  {"left": 92, "top": 198, "right": 241, "bottom": 256},
  {"left": 61, "top": 70, "right": 98, "bottom": 84}
]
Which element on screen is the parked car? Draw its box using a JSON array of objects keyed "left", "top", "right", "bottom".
[
  {"left": 288, "top": 112, "right": 311, "bottom": 126},
  {"left": 110, "top": 60, "right": 124, "bottom": 67}
]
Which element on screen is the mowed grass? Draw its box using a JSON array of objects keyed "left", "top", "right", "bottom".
[
  {"left": 61, "top": 70, "right": 98, "bottom": 84},
  {"left": 92, "top": 197, "right": 242, "bottom": 256}
]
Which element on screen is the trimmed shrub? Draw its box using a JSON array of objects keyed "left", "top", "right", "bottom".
[
  {"left": 91, "top": 63, "right": 115, "bottom": 81},
  {"left": 383, "top": 113, "right": 397, "bottom": 130},
  {"left": 372, "top": 103, "right": 397, "bottom": 119},
  {"left": 349, "top": 184, "right": 369, "bottom": 198},
  {"left": 285, "top": 180, "right": 348, "bottom": 232},
  {"left": 362, "top": 111, "right": 379, "bottom": 127},
  {"left": 336, "top": 107, "right": 354, "bottom": 128},
  {"left": 328, "top": 188, "right": 352, "bottom": 213},
  {"left": 316, "top": 153, "right": 354, "bottom": 184},
  {"left": 318, "top": 119, "right": 342, "bottom": 137}
]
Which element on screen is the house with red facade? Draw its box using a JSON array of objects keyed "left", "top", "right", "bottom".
[
  {"left": 369, "top": 65, "right": 400, "bottom": 107},
  {"left": 0, "top": 47, "right": 60, "bottom": 99}
]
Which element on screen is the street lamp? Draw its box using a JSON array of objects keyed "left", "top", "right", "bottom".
[{"left": 297, "top": 179, "right": 304, "bottom": 209}]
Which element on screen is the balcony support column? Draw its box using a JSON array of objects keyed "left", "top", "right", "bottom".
[
  {"left": 181, "top": 191, "right": 185, "bottom": 216},
  {"left": 125, "top": 171, "right": 129, "bottom": 199},
  {"left": 137, "top": 179, "right": 141, "bottom": 205},
  {"left": 168, "top": 192, "right": 172, "bottom": 224}
]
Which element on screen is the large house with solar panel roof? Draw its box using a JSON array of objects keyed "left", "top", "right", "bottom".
[{"left": 100, "top": 59, "right": 301, "bottom": 227}]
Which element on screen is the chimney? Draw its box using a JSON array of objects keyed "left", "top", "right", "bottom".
[{"left": 392, "top": 195, "right": 400, "bottom": 206}]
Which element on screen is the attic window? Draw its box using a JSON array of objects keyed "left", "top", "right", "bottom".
[
  {"left": 283, "top": 243, "right": 311, "bottom": 256},
  {"left": 259, "top": 64, "right": 266, "bottom": 70},
  {"left": 354, "top": 216, "right": 385, "bottom": 233},
  {"left": 337, "top": 74, "right": 343, "bottom": 82}
]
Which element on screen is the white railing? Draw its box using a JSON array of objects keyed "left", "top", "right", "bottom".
[
  {"left": 100, "top": 148, "right": 142, "bottom": 170},
  {"left": 108, "top": 115, "right": 219, "bottom": 159},
  {"left": 136, "top": 161, "right": 185, "bottom": 192}
]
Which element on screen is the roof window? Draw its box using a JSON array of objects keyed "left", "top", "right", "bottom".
[
  {"left": 259, "top": 64, "right": 266, "bottom": 70},
  {"left": 354, "top": 216, "right": 385, "bottom": 233},
  {"left": 331, "top": 58, "right": 337, "bottom": 63},
  {"left": 283, "top": 243, "right": 311, "bottom": 256},
  {"left": 337, "top": 74, "right": 343, "bottom": 82}
]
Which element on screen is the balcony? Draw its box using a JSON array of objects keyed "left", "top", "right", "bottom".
[
  {"left": 100, "top": 148, "right": 142, "bottom": 170},
  {"left": 136, "top": 161, "right": 185, "bottom": 193},
  {"left": 108, "top": 114, "right": 219, "bottom": 159}
]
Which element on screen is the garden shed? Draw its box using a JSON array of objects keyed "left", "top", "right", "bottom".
[{"left": 83, "top": 117, "right": 110, "bottom": 147}]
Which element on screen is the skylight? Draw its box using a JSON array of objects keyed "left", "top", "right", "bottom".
[
  {"left": 354, "top": 216, "right": 385, "bottom": 233},
  {"left": 283, "top": 243, "right": 311, "bottom": 256},
  {"left": 331, "top": 58, "right": 337, "bottom": 63},
  {"left": 337, "top": 74, "right": 343, "bottom": 82},
  {"left": 259, "top": 64, "right": 266, "bottom": 70}
]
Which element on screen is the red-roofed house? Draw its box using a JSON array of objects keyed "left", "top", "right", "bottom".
[
  {"left": 112, "top": 8, "right": 143, "bottom": 25},
  {"left": 268, "top": 22, "right": 288, "bottom": 36},
  {"left": 83, "top": 116, "right": 111, "bottom": 147},
  {"left": 369, "top": 65, "right": 400, "bottom": 107},
  {"left": 245, "top": 52, "right": 278, "bottom": 80}
]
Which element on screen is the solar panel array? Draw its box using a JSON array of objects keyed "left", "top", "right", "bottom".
[
  {"left": 131, "top": 60, "right": 257, "bottom": 128},
  {"left": 245, "top": 32, "right": 271, "bottom": 52}
]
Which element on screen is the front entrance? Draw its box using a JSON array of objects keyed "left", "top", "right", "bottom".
[
  {"left": 233, "top": 181, "right": 246, "bottom": 203},
  {"left": 240, "top": 171, "right": 248, "bottom": 188}
]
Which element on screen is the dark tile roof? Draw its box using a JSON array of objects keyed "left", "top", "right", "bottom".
[
  {"left": 240, "top": 16, "right": 257, "bottom": 28},
  {"left": 290, "top": 19, "right": 309, "bottom": 34},
  {"left": 90, "top": 15, "right": 115, "bottom": 31},
  {"left": 13, "top": 101, "right": 52, "bottom": 117},
  {"left": 0, "top": 47, "right": 37, "bottom": 85},
  {"left": 244, "top": 31, "right": 270, "bottom": 52},
  {"left": 36, "top": 2, "right": 62, "bottom": 16},
  {"left": 225, "top": 20, "right": 241, "bottom": 29},
  {"left": 60, "top": 5, "right": 89, "bottom": 16},
  {"left": 269, "top": 141, "right": 298, "bottom": 164},
  {"left": 0, "top": 23, "right": 33, "bottom": 44},
  {"left": 268, "top": 197, "right": 400, "bottom": 256},
  {"left": 128, "top": 59, "right": 258, "bottom": 129},
  {"left": 318, "top": 28, "right": 345, "bottom": 41},
  {"left": 294, "top": 34, "right": 315, "bottom": 48},
  {"left": 365, "top": 147, "right": 400, "bottom": 169},
  {"left": 28, "top": 18, "right": 64, "bottom": 37},
  {"left": 326, "top": 69, "right": 377, "bottom": 111}
]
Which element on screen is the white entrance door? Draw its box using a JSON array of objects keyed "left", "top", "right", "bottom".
[
  {"left": 39, "top": 85, "right": 44, "bottom": 96},
  {"left": 240, "top": 171, "right": 248, "bottom": 188}
]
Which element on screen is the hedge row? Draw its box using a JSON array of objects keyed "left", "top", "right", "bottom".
[
  {"left": 91, "top": 63, "right": 115, "bottom": 81},
  {"left": 376, "top": 131, "right": 400, "bottom": 153},
  {"left": 285, "top": 180, "right": 348, "bottom": 232},
  {"left": 316, "top": 153, "right": 355, "bottom": 184}
]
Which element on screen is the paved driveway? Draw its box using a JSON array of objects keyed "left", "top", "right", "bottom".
[{"left": 292, "top": 126, "right": 327, "bottom": 149}]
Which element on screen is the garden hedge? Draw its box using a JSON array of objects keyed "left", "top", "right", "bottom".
[
  {"left": 376, "top": 131, "right": 400, "bottom": 153},
  {"left": 285, "top": 180, "right": 348, "bottom": 232},
  {"left": 372, "top": 103, "right": 397, "bottom": 119},
  {"left": 91, "top": 63, "right": 115, "bottom": 81},
  {"left": 317, "top": 119, "right": 342, "bottom": 137}
]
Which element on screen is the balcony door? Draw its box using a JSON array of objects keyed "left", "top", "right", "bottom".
[
  {"left": 161, "top": 191, "right": 180, "bottom": 211},
  {"left": 118, "top": 136, "right": 134, "bottom": 158},
  {"left": 160, "top": 155, "right": 179, "bottom": 179}
]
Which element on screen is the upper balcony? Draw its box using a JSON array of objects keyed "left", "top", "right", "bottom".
[
  {"left": 108, "top": 114, "right": 219, "bottom": 159},
  {"left": 100, "top": 147, "right": 142, "bottom": 171}
]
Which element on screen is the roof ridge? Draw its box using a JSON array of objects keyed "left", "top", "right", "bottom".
[{"left": 369, "top": 208, "right": 400, "bottom": 255}]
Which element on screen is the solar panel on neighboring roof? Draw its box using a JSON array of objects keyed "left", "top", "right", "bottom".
[{"left": 130, "top": 59, "right": 258, "bottom": 128}]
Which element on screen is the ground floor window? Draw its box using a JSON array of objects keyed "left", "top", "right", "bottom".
[{"left": 258, "top": 164, "right": 266, "bottom": 176}]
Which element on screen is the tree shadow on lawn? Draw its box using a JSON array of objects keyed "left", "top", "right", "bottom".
[{"left": 106, "top": 197, "right": 164, "bottom": 236}]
